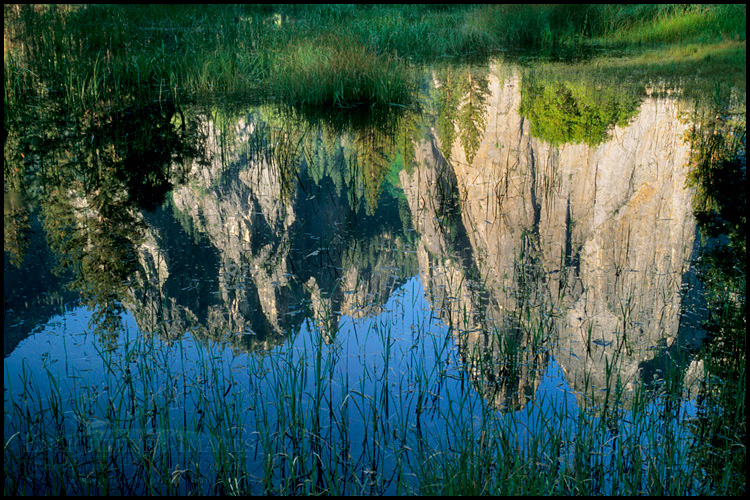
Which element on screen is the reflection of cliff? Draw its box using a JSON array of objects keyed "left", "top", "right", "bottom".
[
  {"left": 126, "top": 111, "right": 416, "bottom": 350},
  {"left": 400, "top": 132, "right": 550, "bottom": 411},
  {"left": 403, "top": 63, "right": 701, "bottom": 409}
]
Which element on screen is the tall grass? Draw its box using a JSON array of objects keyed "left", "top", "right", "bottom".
[
  {"left": 5, "top": 4, "right": 744, "bottom": 116},
  {"left": 270, "top": 35, "right": 416, "bottom": 109}
]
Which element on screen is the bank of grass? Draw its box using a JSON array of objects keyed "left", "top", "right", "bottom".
[
  {"left": 513, "top": 39, "right": 745, "bottom": 124},
  {"left": 593, "top": 4, "right": 745, "bottom": 47},
  {"left": 4, "top": 4, "right": 746, "bottom": 114}
]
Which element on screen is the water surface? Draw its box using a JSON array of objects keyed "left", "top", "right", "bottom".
[{"left": 4, "top": 60, "right": 729, "bottom": 494}]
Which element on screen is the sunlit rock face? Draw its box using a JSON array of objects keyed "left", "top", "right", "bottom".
[{"left": 405, "top": 63, "right": 699, "bottom": 408}]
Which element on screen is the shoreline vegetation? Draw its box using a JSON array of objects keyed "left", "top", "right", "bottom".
[
  {"left": 4, "top": 4, "right": 746, "bottom": 496},
  {"left": 4, "top": 4, "right": 746, "bottom": 110}
]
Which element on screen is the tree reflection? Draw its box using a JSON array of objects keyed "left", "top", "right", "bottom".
[
  {"left": 433, "top": 65, "right": 490, "bottom": 165},
  {"left": 3, "top": 192, "right": 31, "bottom": 268},
  {"left": 12, "top": 97, "right": 197, "bottom": 337},
  {"left": 255, "top": 104, "right": 420, "bottom": 216},
  {"left": 684, "top": 90, "right": 746, "bottom": 492},
  {"left": 520, "top": 74, "right": 640, "bottom": 146}
]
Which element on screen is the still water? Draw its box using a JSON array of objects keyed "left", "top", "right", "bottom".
[{"left": 3, "top": 61, "right": 723, "bottom": 494}]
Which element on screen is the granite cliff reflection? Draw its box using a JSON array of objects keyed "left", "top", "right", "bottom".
[
  {"left": 402, "top": 64, "right": 702, "bottom": 409},
  {"left": 125, "top": 106, "right": 418, "bottom": 352},
  {"left": 31, "top": 62, "right": 704, "bottom": 410}
]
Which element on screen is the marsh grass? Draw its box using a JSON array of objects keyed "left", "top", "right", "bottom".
[
  {"left": 5, "top": 4, "right": 744, "bottom": 118},
  {"left": 270, "top": 35, "right": 415, "bottom": 109}
]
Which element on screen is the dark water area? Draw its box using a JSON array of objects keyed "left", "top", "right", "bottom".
[{"left": 4, "top": 58, "right": 746, "bottom": 495}]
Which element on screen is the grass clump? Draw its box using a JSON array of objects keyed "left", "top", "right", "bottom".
[{"left": 270, "top": 35, "right": 416, "bottom": 109}]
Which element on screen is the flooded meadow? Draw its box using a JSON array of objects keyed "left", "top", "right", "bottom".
[{"left": 4, "top": 5, "right": 746, "bottom": 496}]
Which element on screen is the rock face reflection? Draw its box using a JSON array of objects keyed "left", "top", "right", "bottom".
[
  {"left": 172, "top": 117, "right": 299, "bottom": 340},
  {"left": 127, "top": 111, "right": 416, "bottom": 350},
  {"left": 123, "top": 63, "right": 701, "bottom": 410},
  {"left": 401, "top": 65, "right": 700, "bottom": 409}
]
